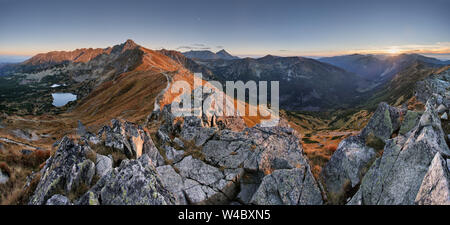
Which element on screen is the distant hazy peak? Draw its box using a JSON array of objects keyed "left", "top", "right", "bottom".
[
  {"left": 258, "top": 54, "right": 280, "bottom": 60},
  {"left": 216, "top": 49, "right": 239, "bottom": 60},
  {"left": 183, "top": 49, "right": 238, "bottom": 60},
  {"left": 318, "top": 53, "right": 450, "bottom": 81}
]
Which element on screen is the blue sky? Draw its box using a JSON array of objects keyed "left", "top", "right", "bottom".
[{"left": 0, "top": 0, "right": 449, "bottom": 59}]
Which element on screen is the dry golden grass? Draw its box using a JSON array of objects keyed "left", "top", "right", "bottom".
[
  {"left": 0, "top": 148, "right": 50, "bottom": 170},
  {"left": 280, "top": 108, "right": 370, "bottom": 179},
  {"left": 182, "top": 139, "right": 205, "bottom": 161},
  {"left": 0, "top": 147, "right": 49, "bottom": 204},
  {"left": 85, "top": 149, "right": 97, "bottom": 163},
  {"left": 301, "top": 132, "right": 356, "bottom": 179},
  {"left": 90, "top": 143, "right": 127, "bottom": 167},
  {"left": 407, "top": 96, "right": 425, "bottom": 111},
  {"left": 280, "top": 110, "right": 364, "bottom": 179},
  {"left": 1, "top": 172, "right": 41, "bottom": 205},
  {"left": 71, "top": 70, "right": 168, "bottom": 126}
]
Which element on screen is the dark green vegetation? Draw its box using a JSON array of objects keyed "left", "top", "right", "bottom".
[
  {"left": 302, "top": 137, "right": 320, "bottom": 144},
  {"left": 284, "top": 108, "right": 371, "bottom": 132},
  {"left": 0, "top": 71, "right": 82, "bottom": 115}
]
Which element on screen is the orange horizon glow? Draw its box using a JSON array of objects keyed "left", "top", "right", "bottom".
[{"left": 1, "top": 43, "right": 450, "bottom": 59}]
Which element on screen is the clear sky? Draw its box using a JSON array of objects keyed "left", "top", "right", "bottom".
[{"left": 0, "top": 0, "right": 449, "bottom": 59}]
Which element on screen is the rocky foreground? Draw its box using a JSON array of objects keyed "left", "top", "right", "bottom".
[
  {"left": 28, "top": 69, "right": 450, "bottom": 205},
  {"left": 322, "top": 69, "right": 450, "bottom": 205}
]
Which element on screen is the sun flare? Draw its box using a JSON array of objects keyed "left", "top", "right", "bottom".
[{"left": 387, "top": 47, "right": 400, "bottom": 54}]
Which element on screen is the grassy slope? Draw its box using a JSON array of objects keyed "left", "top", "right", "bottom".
[{"left": 281, "top": 109, "right": 368, "bottom": 179}]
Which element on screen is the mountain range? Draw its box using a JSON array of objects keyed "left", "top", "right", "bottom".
[
  {"left": 182, "top": 49, "right": 239, "bottom": 60},
  {"left": 0, "top": 40, "right": 449, "bottom": 206},
  {"left": 319, "top": 53, "right": 450, "bottom": 81},
  {"left": 2, "top": 41, "right": 449, "bottom": 112},
  {"left": 198, "top": 54, "right": 365, "bottom": 110}
]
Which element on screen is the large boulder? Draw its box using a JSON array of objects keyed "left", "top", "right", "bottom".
[
  {"left": 65, "top": 159, "right": 95, "bottom": 194},
  {"left": 321, "top": 102, "right": 403, "bottom": 204},
  {"left": 164, "top": 145, "right": 184, "bottom": 164},
  {"left": 350, "top": 100, "right": 450, "bottom": 205},
  {"left": 159, "top": 159, "right": 243, "bottom": 205},
  {"left": 99, "top": 119, "right": 164, "bottom": 165},
  {"left": 45, "top": 194, "right": 71, "bottom": 205},
  {"left": 175, "top": 156, "right": 224, "bottom": 186},
  {"left": 399, "top": 110, "right": 421, "bottom": 135},
  {"left": 29, "top": 137, "right": 92, "bottom": 205},
  {"left": 415, "top": 152, "right": 450, "bottom": 205},
  {"left": 240, "top": 125, "right": 322, "bottom": 205},
  {"left": 179, "top": 116, "right": 217, "bottom": 146},
  {"left": 156, "top": 165, "right": 187, "bottom": 204},
  {"left": 243, "top": 125, "right": 309, "bottom": 174},
  {"left": 416, "top": 101, "right": 450, "bottom": 157},
  {"left": 98, "top": 155, "right": 177, "bottom": 205},
  {"left": 173, "top": 156, "right": 238, "bottom": 204},
  {"left": 250, "top": 168, "right": 323, "bottom": 205},
  {"left": 202, "top": 138, "right": 253, "bottom": 169},
  {"left": 360, "top": 102, "right": 402, "bottom": 141},
  {"left": 320, "top": 135, "right": 376, "bottom": 204},
  {"left": 95, "top": 154, "right": 113, "bottom": 178}
]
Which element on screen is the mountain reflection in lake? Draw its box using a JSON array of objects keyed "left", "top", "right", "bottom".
[{"left": 52, "top": 93, "right": 77, "bottom": 107}]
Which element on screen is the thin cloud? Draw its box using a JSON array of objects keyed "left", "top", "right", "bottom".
[
  {"left": 176, "top": 45, "right": 211, "bottom": 51},
  {"left": 192, "top": 43, "right": 206, "bottom": 47}
]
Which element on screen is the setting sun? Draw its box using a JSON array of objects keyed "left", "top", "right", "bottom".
[{"left": 387, "top": 47, "right": 401, "bottom": 54}]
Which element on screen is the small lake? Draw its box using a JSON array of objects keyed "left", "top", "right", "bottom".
[{"left": 52, "top": 93, "right": 77, "bottom": 107}]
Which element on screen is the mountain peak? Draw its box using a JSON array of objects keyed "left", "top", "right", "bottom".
[
  {"left": 259, "top": 54, "right": 279, "bottom": 61},
  {"left": 216, "top": 49, "right": 228, "bottom": 54},
  {"left": 183, "top": 49, "right": 238, "bottom": 60},
  {"left": 124, "top": 39, "right": 136, "bottom": 45},
  {"left": 107, "top": 39, "right": 140, "bottom": 55},
  {"left": 216, "top": 49, "right": 239, "bottom": 60},
  {"left": 122, "top": 39, "right": 139, "bottom": 49}
]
